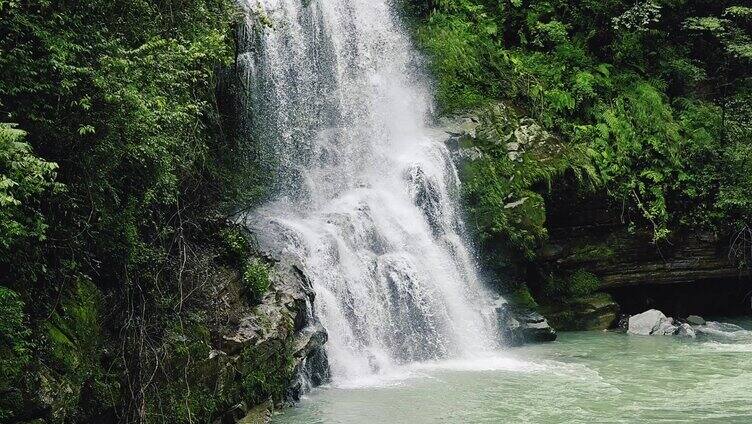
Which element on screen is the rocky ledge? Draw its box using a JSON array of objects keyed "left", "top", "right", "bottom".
[
  {"left": 537, "top": 182, "right": 751, "bottom": 324},
  {"left": 205, "top": 253, "right": 330, "bottom": 423}
]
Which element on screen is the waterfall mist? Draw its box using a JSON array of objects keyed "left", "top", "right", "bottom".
[{"left": 239, "top": 0, "right": 502, "bottom": 384}]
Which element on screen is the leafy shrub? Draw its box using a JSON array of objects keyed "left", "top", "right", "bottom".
[
  {"left": 0, "top": 124, "right": 60, "bottom": 261},
  {"left": 541, "top": 269, "right": 600, "bottom": 299},
  {"left": 243, "top": 259, "right": 270, "bottom": 304}
]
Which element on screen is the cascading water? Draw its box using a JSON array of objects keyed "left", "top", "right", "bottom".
[{"left": 238, "top": 0, "right": 502, "bottom": 384}]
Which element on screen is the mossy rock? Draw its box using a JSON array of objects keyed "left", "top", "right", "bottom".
[
  {"left": 540, "top": 292, "right": 619, "bottom": 331},
  {"left": 567, "top": 243, "right": 616, "bottom": 262},
  {"left": 506, "top": 284, "right": 539, "bottom": 309}
]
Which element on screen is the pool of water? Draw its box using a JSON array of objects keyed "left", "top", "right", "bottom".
[{"left": 273, "top": 318, "right": 752, "bottom": 423}]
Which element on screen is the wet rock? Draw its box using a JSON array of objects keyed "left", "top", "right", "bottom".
[
  {"left": 677, "top": 323, "right": 696, "bottom": 338},
  {"left": 439, "top": 115, "right": 480, "bottom": 140},
  {"left": 216, "top": 402, "right": 250, "bottom": 424},
  {"left": 498, "top": 306, "right": 557, "bottom": 346},
  {"left": 202, "top": 246, "right": 330, "bottom": 418},
  {"left": 458, "top": 146, "right": 484, "bottom": 161},
  {"left": 686, "top": 315, "right": 706, "bottom": 326},
  {"left": 694, "top": 321, "right": 750, "bottom": 339},
  {"left": 652, "top": 317, "right": 679, "bottom": 335},
  {"left": 286, "top": 323, "right": 330, "bottom": 401},
  {"left": 628, "top": 309, "right": 675, "bottom": 335}
]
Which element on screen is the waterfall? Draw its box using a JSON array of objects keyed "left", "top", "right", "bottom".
[{"left": 238, "top": 0, "right": 501, "bottom": 384}]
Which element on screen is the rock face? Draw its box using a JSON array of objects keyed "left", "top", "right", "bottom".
[
  {"left": 540, "top": 186, "right": 751, "bottom": 318},
  {"left": 206, "top": 254, "right": 330, "bottom": 422},
  {"left": 540, "top": 293, "right": 620, "bottom": 331},
  {"left": 543, "top": 228, "right": 746, "bottom": 288}
]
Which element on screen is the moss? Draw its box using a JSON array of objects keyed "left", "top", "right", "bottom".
[
  {"left": 147, "top": 320, "right": 223, "bottom": 424},
  {"left": 24, "top": 279, "right": 121, "bottom": 421},
  {"left": 568, "top": 269, "right": 600, "bottom": 297},
  {"left": 507, "top": 284, "right": 538, "bottom": 309},
  {"left": 156, "top": 384, "right": 221, "bottom": 424},
  {"left": 568, "top": 243, "right": 615, "bottom": 262},
  {"left": 540, "top": 293, "right": 619, "bottom": 331},
  {"left": 240, "top": 341, "right": 295, "bottom": 406},
  {"left": 45, "top": 279, "right": 101, "bottom": 374}
]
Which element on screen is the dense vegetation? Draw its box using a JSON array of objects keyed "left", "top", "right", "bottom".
[
  {"left": 2, "top": 0, "right": 751, "bottom": 421},
  {"left": 415, "top": 0, "right": 752, "bottom": 258},
  {"left": 0, "top": 1, "right": 277, "bottom": 422}
]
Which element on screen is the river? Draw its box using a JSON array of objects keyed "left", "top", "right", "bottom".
[{"left": 274, "top": 319, "right": 752, "bottom": 423}]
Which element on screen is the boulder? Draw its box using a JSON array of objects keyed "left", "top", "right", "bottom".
[
  {"left": 686, "top": 315, "right": 706, "bottom": 326},
  {"left": 627, "top": 309, "right": 677, "bottom": 335},
  {"left": 498, "top": 306, "right": 557, "bottom": 346},
  {"left": 652, "top": 317, "right": 679, "bottom": 335}
]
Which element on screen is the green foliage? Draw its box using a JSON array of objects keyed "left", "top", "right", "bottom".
[
  {"left": 0, "top": 288, "right": 29, "bottom": 420},
  {"left": 221, "top": 225, "right": 253, "bottom": 264},
  {"left": 0, "top": 0, "right": 275, "bottom": 421},
  {"left": 542, "top": 268, "right": 600, "bottom": 299},
  {"left": 243, "top": 259, "right": 271, "bottom": 304},
  {"left": 0, "top": 0, "right": 241, "bottom": 287},
  {"left": 685, "top": 6, "right": 752, "bottom": 61},
  {"left": 418, "top": 0, "right": 752, "bottom": 244},
  {"left": 0, "top": 286, "right": 30, "bottom": 394},
  {"left": 0, "top": 124, "right": 60, "bottom": 260},
  {"left": 417, "top": 5, "right": 500, "bottom": 111},
  {"left": 241, "top": 342, "right": 294, "bottom": 406}
]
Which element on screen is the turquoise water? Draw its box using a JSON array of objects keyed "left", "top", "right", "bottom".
[{"left": 274, "top": 319, "right": 752, "bottom": 423}]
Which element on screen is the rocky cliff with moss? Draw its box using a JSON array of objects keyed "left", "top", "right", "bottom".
[
  {"left": 0, "top": 1, "right": 330, "bottom": 422},
  {"left": 418, "top": 0, "right": 752, "bottom": 331},
  {"left": 440, "top": 98, "right": 750, "bottom": 333}
]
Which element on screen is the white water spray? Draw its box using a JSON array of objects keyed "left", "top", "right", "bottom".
[{"left": 239, "top": 0, "right": 501, "bottom": 384}]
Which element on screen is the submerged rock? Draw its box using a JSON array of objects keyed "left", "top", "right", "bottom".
[{"left": 677, "top": 323, "right": 696, "bottom": 338}]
